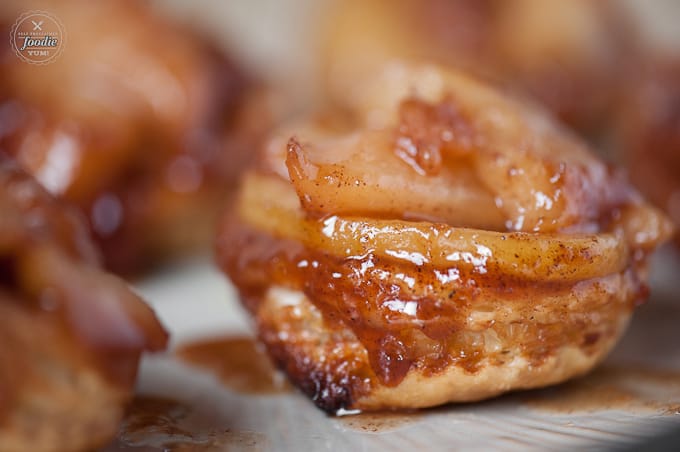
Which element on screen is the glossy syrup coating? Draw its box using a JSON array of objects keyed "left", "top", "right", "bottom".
[
  {"left": 0, "top": 156, "right": 168, "bottom": 451},
  {"left": 0, "top": 0, "right": 264, "bottom": 274},
  {"left": 217, "top": 63, "right": 672, "bottom": 413}
]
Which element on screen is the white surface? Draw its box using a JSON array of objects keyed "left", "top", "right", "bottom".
[{"left": 133, "top": 257, "right": 252, "bottom": 345}]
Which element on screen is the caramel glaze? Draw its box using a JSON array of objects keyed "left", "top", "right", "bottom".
[
  {"left": 337, "top": 410, "right": 422, "bottom": 433},
  {"left": 218, "top": 216, "right": 641, "bottom": 412},
  {"left": 523, "top": 365, "right": 680, "bottom": 415},
  {"left": 394, "top": 97, "right": 475, "bottom": 176},
  {"left": 0, "top": 158, "right": 168, "bottom": 419},
  {"left": 114, "top": 396, "right": 264, "bottom": 450},
  {"left": 176, "top": 337, "right": 290, "bottom": 394},
  {"left": 117, "top": 397, "right": 194, "bottom": 446}
]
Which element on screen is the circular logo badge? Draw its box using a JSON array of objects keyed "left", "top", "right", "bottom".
[{"left": 10, "top": 10, "right": 66, "bottom": 65}]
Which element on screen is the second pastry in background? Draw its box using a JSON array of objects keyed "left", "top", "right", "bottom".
[
  {"left": 321, "top": 0, "right": 628, "bottom": 137},
  {"left": 0, "top": 0, "right": 271, "bottom": 274},
  {"left": 0, "top": 155, "right": 168, "bottom": 451},
  {"left": 615, "top": 60, "right": 680, "bottom": 246}
]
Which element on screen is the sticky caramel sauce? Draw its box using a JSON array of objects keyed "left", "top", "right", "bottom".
[
  {"left": 115, "top": 396, "right": 197, "bottom": 448},
  {"left": 218, "top": 217, "right": 632, "bottom": 391},
  {"left": 113, "top": 396, "right": 264, "bottom": 451},
  {"left": 522, "top": 366, "right": 680, "bottom": 415},
  {"left": 336, "top": 411, "right": 423, "bottom": 433},
  {"left": 394, "top": 97, "right": 474, "bottom": 176},
  {"left": 175, "top": 337, "right": 290, "bottom": 394}
]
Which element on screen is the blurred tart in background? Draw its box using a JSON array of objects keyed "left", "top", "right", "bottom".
[{"left": 0, "top": 0, "right": 270, "bottom": 274}]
